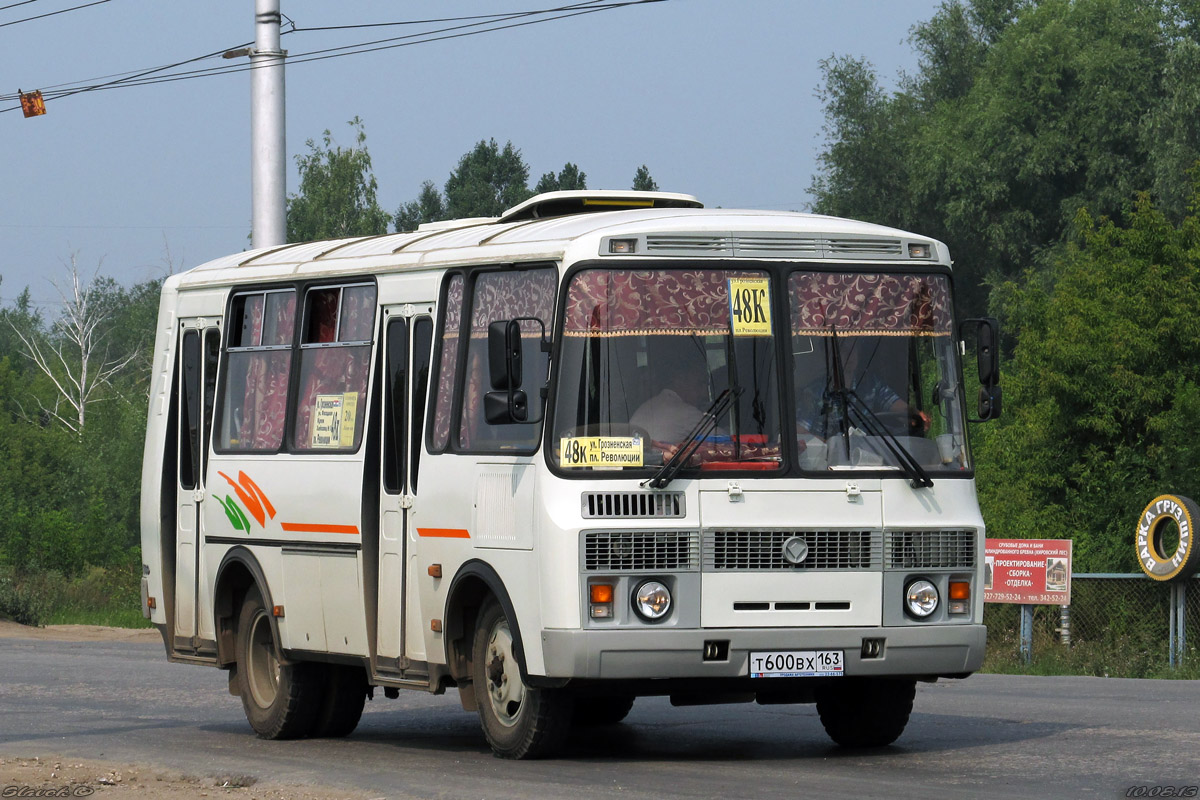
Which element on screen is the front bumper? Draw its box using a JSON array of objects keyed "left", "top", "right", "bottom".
[{"left": 539, "top": 624, "right": 985, "bottom": 680}]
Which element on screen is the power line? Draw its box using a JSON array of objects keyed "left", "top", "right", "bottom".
[
  {"left": 1, "top": 0, "right": 664, "bottom": 110},
  {"left": 0, "top": 0, "right": 110, "bottom": 29},
  {"left": 0, "top": 0, "right": 47, "bottom": 12}
]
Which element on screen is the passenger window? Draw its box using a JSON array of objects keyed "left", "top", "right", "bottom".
[
  {"left": 430, "top": 274, "right": 464, "bottom": 453},
  {"left": 292, "top": 283, "right": 377, "bottom": 451},
  {"left": 218, "top": 289, "right": 295, "bottom": 452},
  {"left": 457, "top": 267, "right": 556, "bottom": 452}
]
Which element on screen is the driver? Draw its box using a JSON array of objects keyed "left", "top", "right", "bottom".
[
  {"left": 630, "top": 354, "right": 713, "bottom": 444},
  {"left": 796, "top": 337, "right": 930, "bottom": 439}
]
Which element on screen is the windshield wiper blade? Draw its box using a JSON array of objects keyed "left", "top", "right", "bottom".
[
  {"left": 842, "top": 389, "right": 933, "bottom": 489},
  {"left": 641, "top": 387, "right": 740, "bottom": 489},
  {"left": 827, "top": 323, "right": 930, "bottom": 489}
]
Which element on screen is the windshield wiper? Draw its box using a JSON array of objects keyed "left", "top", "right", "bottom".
[
  {"left": 641, "top": 387, "right": 740, "bottom": 489},
  {"left": 829, "top": 325, "right": 932, "bottom": 489}
]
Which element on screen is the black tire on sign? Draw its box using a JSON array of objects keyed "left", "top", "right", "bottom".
[{"left": 1136, "top": 494, "right": 1200, "bottom": 583}]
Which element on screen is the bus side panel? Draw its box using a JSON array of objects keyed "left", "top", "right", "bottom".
[
  {"left": 140, "top": 280, "right": 181, "bottom": 633},
  {"left": 203, "top": 456, "right": 371, "bottom": 657}
]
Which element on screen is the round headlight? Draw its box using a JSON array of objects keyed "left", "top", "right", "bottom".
[
  {"left": 633, "top": 580, "right": 672, "bottom": 621},
  {"left": 905, "top": 579, "right": 939, "bottom": 618}
]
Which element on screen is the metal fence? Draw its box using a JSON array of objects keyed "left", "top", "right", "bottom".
[{"left": 982, "top": 574, "right": 1198, "bottom": 676}]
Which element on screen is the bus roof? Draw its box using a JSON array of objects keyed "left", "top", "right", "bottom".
[{"left": 175, "top": 193, "right": 947, "bottom": 290}]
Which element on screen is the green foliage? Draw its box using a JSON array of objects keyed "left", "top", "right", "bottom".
[
  {"left": 286, "top": 117, "right": 391, "bottom": 243},
  {"left": 394, "top": 180, "right": 447, "bottom": 232},
  {"left": 977, "top": 192, "right": 1200, "bottom": 570},
  {"left": 811, "top": 0, "right": 1200, "bottom": 317},
  {"left": 535, "top": 162, "right": 587, "bottom": 194},
  {"left": 632, "top": 164, "right": 658, "bottom": 192},
  {"left": 0, "top": 266, "right": 155, "bottom": 579},
  {"left": 443, "top": 139, "right": 534, "bottom": 219}
]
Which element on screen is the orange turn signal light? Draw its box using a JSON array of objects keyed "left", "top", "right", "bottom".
[
  {"left": 590, "top": 583, "right": 614, "bottom": 604},
  {"left": 949, "top": 581, "right": 970, "bottom": 601}
]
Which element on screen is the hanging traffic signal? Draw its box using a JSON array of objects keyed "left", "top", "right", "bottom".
[{"left": 19, "top": 89, "right": 46, "bottom": 118}]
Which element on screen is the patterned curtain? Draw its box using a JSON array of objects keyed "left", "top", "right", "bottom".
[
  {"left": 431, "top": 275, "right": 464, "bottom": 451},
  {"left": 238, "top": 292, "right": 295, "bottom": 450},
  {"left": 293, "top": 284, "right": 376, "bottom": 449},
  {"left": 563, "top": 269, "right": 761, "bottom": 337},
  {"left": 458, "top": 269, "right": 557, "bottom": 449},
  {"left": 788, "top": 273, "right": 952, "bottom": 336}
]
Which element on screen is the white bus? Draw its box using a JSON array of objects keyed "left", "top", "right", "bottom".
[{"left": 140, "top": 190, "right": 1001, "bottom": 758}]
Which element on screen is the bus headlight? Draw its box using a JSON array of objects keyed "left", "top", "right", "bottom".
[
  {"left": 633, "top": 580, "right": 672, "bottom": 621},
  {"left": 905, "top": 579, "right": 939, "bottom": 618}
]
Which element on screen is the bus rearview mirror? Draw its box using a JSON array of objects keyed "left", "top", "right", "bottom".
[{"left": 488, "top": 320, "right": 523, "bottom": 391}]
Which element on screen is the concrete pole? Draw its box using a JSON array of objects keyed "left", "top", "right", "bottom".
[{"left": 250, "top": 0, "right": 286, "bottom": 248}]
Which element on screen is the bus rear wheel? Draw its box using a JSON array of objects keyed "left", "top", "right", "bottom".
[
  {"left": 311, "top": 664, "right": 367, "bottom": 738},
  {"left": 472, "top": 599, "right": 572, "bottom": 759},
  {"left": 815, "top": 677, "right": 915, "bottom": 747},
  {"left": 235, "top": 588, "right": 322, "bottom": 739}
]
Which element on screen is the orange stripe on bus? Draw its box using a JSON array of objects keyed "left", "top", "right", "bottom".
[
  {"left": 280, "top": 523, "right": 360, "bottom": 535},
  {"left": 417, "top": 528, "right": 471, "bottom": 539}
]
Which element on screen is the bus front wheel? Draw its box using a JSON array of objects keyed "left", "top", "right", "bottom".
[
  {"left": 471, "top": 599, "right": 572, "bottom": 759},
  {"left": 235, "top": 588, "right": 323, "bottom": 739},
  {"left": 815, "top": 677, "right": 915, "bottom": 747}
]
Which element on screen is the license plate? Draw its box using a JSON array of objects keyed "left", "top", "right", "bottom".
[{"left": 749, "top": 650, "right": 844, "bottom": 678}]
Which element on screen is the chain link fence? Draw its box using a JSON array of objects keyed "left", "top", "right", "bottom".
[{"left": 982, "top": 574, "right": 1199, "bottom": 677}]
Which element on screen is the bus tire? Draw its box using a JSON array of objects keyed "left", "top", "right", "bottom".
[
  {"left": 816, "top": 678, "right": 915, "bottom": 748},
  {"left": 1136, "top": 494, "right": 1200, "bottom": 582},
  {"left": 573, "top": 695, "right": 634, "bottom": 726},
  {"left": 235, "top": 588, "right": 322, "bottom": 740},
  {"left": 472, "top": 599, "right": 572, "bottom": 759},
  {"left": 311, "top": 664, "right": 367, "bottom": 738}
]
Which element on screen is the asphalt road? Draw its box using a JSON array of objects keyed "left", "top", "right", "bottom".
[{"left": 2, "top": 633, "right": 1198, "bottom": 799}]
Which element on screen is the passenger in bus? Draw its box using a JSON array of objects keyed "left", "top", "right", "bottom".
[{"left": 629, "top": 355, "right": 715, "bottom": 445}]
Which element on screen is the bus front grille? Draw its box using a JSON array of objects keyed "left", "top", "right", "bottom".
[
  {"left": 704, "top": 530, "right": 882, "bottom": 571},
  {"left": 583, "top": 531, "right": 700, "bottom": 572},
  {"left": 885, "top": 530, "right": 976, "bottom": 569}
]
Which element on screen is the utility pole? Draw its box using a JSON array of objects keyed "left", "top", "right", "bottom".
[{"left": 250, "top": 0, "right": 286, "bottom": 248}]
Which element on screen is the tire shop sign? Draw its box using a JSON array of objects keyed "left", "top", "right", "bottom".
[{"left": 984, "top": 538, "right": 1073, "bottom": 604}]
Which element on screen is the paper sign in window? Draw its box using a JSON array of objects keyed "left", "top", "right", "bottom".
[
  {"left": 728, "top": 277, "right": 772, "bottom": 336},
  {"left": 312, "top": 392, "right": 359, "bottom": 449},
  {"left": 560, "top": 436, "right": 644, "bottom": 468}
]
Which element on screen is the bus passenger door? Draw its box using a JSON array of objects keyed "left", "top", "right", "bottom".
[
  {"left": 174, "top": 321, "right": 220, "bottom": 654},
  {"left": 377, "top": 306, "right": 434, "bottom": 669}
]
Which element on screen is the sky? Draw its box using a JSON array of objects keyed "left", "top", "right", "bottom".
[{"left": 0, "top": 0, "right": 944, "bottom": 308}]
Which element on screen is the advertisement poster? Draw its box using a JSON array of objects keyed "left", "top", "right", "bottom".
[{"left": 984, "top": 538, "right": 1072, "bottom": 604}]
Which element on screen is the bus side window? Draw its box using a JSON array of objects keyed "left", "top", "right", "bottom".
[
  {"left": 218, "top": 289, "right": 295, "bottom": 452},
  {"left": 430, "top": 274, "right": 464, "bottom": 454},
  {"left": 456, "top": 267, "right": 556, "bottom": 451},
  {"left": 410, "top": 316, "right": 433, "bottom": 489},
  {"left": 292, "top": 283, "right": 377, "bottom": 452}
]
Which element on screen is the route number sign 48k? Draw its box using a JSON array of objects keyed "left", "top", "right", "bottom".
[{"left": 728, "top": 277, "right": 772, "bottom": 337}]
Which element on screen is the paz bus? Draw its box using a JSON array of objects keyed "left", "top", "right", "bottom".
[{"left": 139, "top": 190, "right": 1001, "bottom": 758}]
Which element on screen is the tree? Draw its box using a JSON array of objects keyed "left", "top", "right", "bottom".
[
  {"left": 286, "top": 117, "right": 391, "bottom": 243},
  {"left": 443, "top": 139, "right": 534, "bottom": 219},
  {"left": 7, "top": 257, "right": 140, "bottom": 433},
  {"left": 976, "top": 190, "right": 1200, "bottom": 570},
  {"left": 534, "top": 162, "right": 587, "bottom": 193},
  {"left": 632, "top": 165, "right": 658, "bottom": 192},
  {"left": 810, "top": 0, "right": 1197, "bottom": 318},
  {"left": 394, "top": 180, "right": 447, "bottom": 232}
]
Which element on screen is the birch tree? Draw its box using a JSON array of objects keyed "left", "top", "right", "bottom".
[{"left": 8, "top": 256, "right": 139, "bottom": 433}]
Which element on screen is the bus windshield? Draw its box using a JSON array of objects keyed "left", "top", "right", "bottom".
[
  {"left": 552, "top": 267, "right": 783, "bottom": 474},
  {"left": 788, "top": 271, "right": 968, "bottom": 473},
  {"left": 550, "top": 267, "right": 969, "bottom": 476}
]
